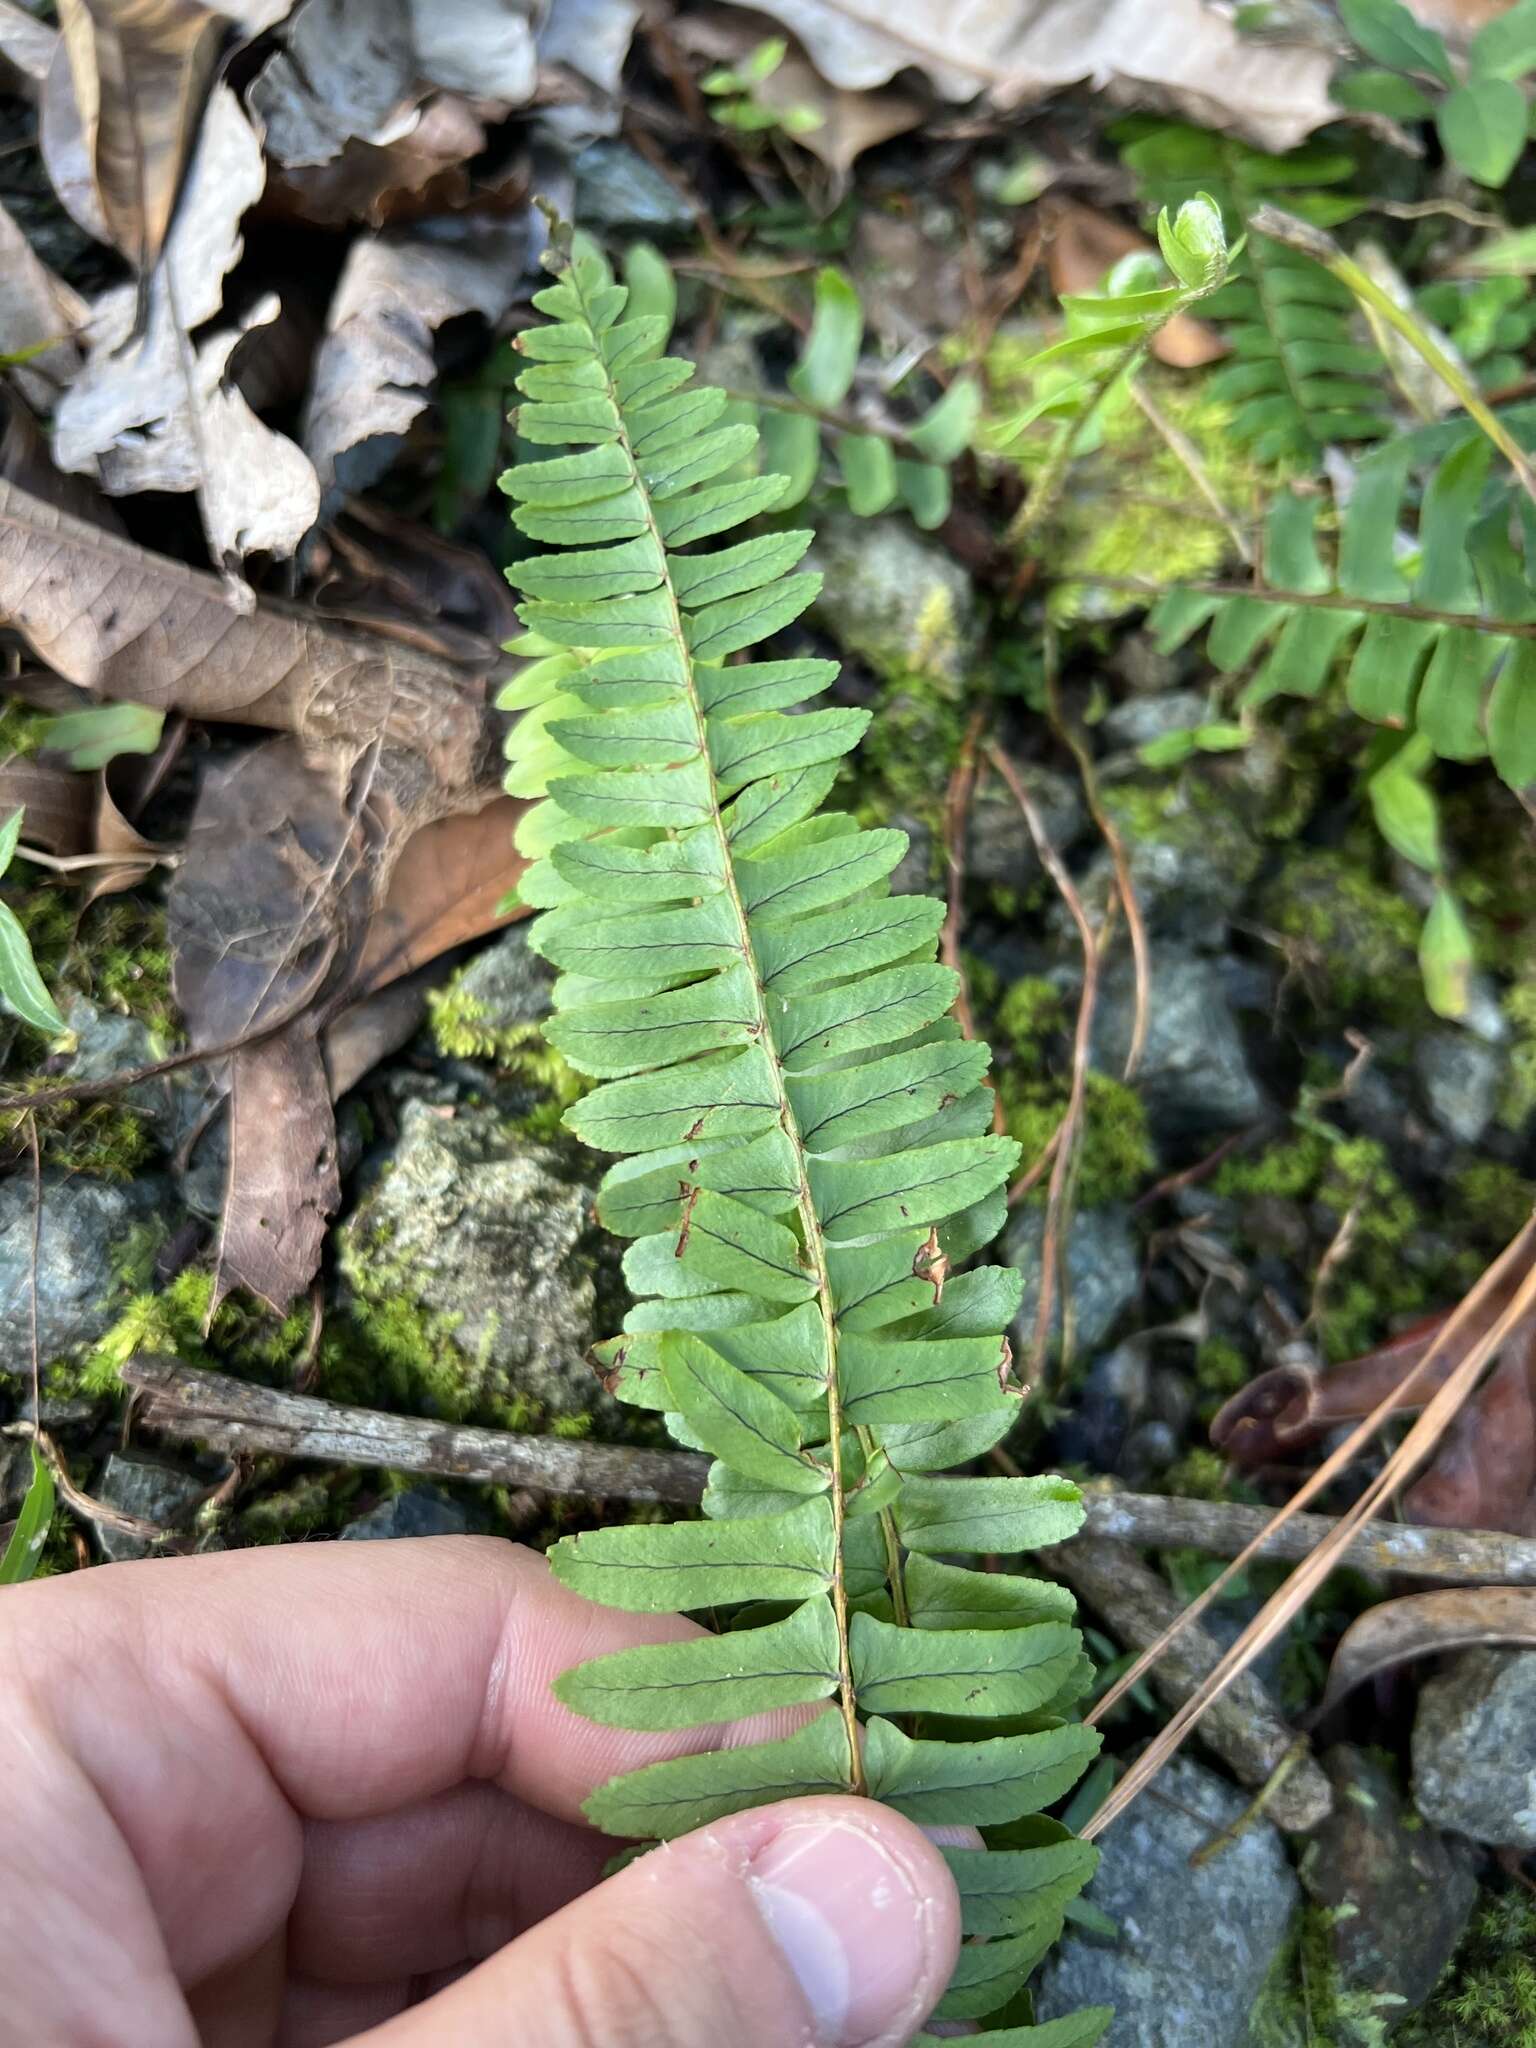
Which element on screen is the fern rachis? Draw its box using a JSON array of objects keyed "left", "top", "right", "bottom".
[{"left": 500, "top": 225, "right": 1106, "bottom": 2044}]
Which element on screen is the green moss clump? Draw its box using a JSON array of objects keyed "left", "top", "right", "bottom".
[
  {"left": 1499, "top": 977, "right": 1536, "bottom": 1131},
  {"left": 78, "top": 1267, "right": 313, "bottom": 1397},
  {"left": 1218, "top": 1129, "right": 1429, "bottom": 1360},
  {"left": 0, "top": 1094, "right": 154, "bottom": 1181},
  {"left": 1161, "top": 1446, "right": 1231, "bottom": 1500},
  {"left": 1399, "top": 1890, "right": 1536, "bottom": 2048},
  {"left": 858, "top": 667, "right": 970, "bottom": 825},
  {"left": 1262, "top": 850, "right": 1422, "bottom": 1022},
  {"left": 997, "top": 977, "right": 1065, "bottom": 1069},
  {"left": 1003, "top": 1070, "right": 1154, "bottom": 1209},
  {"left": 1252, "top": 1902, "right": 1403, "bottom": 2048},
  {"left": 1449, "top": 1161, "right": 1536, "bottom": 1253},
  {"left": 426, "top": 1001, "right": 587, "bottom": 1141},
  {"left": 0, "top": 696, "right": 50, "bottom": 758}
]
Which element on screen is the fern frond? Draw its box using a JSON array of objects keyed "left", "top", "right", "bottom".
[
  {"left": 1120, "top": 121, "right": 1392, "bottom": 461},
  {"left": 500, "top": 224, "right": 1104, "bottom": 2042},
  {"left": 1149, "top": 431, "right": 1536, "bottom": 789}
]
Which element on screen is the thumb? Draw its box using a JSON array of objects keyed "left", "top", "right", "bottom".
[{"left": 350, "top": 1794, "right": 961, "bottom": 2048}]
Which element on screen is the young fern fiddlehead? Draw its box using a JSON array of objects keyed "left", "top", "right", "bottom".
[{"left": 501, "top": 224, "right": 1107, "bottom": 2044}]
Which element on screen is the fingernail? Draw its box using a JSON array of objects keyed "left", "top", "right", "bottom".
[{"left": 747, "top": 1812, "right": 947, "bottom": 2048}]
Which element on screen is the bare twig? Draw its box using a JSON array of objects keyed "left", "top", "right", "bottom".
[
  {"left": 988, "top": 742, "right": 1100, "bottom": 1376},
  {"left": 1079, "top": 1487, "right": 1536, "bottom": 1587},
  {"left": 122, "top": 1356, "right": 712, "bottom": 1505},
  {"left": 2, "top": 1421, "right": 163, "bottom": 1542},
  {"left": 1051, "top": 571, "right": 1536, "bottom": 638}
]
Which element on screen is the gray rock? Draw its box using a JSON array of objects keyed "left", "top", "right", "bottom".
[
  {"left": 1054, "top": 1337, "right": 1149, "bottom": 1470},
  {"left": 966, "top": 773, "right": 1087, "bottom": 890},
  {"left": 1301, "top": 1745, "right": 1477, "bottom": 2023},
  {"left": 0, "top": 1173, "right": 167, "bottom": 1374},
  {"left": 1101, "top": 690, "right": 1212, "bottom": 750},
  {"left": 1093, "top": 948, "right": 1265, "bottom": 1141},
  {"left": 444, "top": 923, "right": 554, "bottom": 1039},
  {"left": 888, "top": 815, "right": 936, "bottom": 896},
  {"left": 1004, "top": 1204, "right": 1140, "bottom": 1358},
  {"left": 1414, "top": 1030, "right": 1504, "bottom": 1145},
  {"left": 805, "top": 513, "right": 978, "bottom": 685},
  {"left": 1075, "top": 779, "right": 1262, "bottom": 949},
  {"left": 338, "top": 1100, "right": 621, "bottom": 1420},
  {"left": 341, "top": 1485, "right": 471, "bottom": 1541},
  {"left": 572, "top": 141, "right": 693, "bottom": 230},
  {"left": 61, "top": 996, "right": 177, "bottom": 1137},
  {"left": 95, "top": 1452, "right": 205, "bottom": 1562},
  {"left": 1035, "top": 1756, "right": 1300, "bottom": 2047},
  {"left": 1413, "top": 1648, "right": 1536, "bottom": 1848}
]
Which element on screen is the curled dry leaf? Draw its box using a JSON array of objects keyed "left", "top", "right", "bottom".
[
  {"left": 251, "top": 0, "right": 544, "bottom": 167},
  {"left": 1045, "top": 199, "right": 1225, "bottom": 370},
  {"left": 732, "top": 0, "right": 1338, "bottom": 150},
  {"left": 304, "top": 216, "right": 530, "bottom": 497},
  {"left": 316, "top": 500, "right": 522, "bottom": 666},
  {"left": 50, "top": 83, "right": 321, "bottom": 567},
  {"left": 0, "top": 756, "right": 93, "bottom": 858},
  {"left": 263, "top": 93, "right": 491, "bottom": 229},
  {"left": 0, "top": 201, "right": 87, "bottom": 410},
  {"left": 0, "top": 474, "right": 486, "bottom": 787},
  {"left": 53, "top": 0, "right": 227, "bottom": 276},
  {"left": 215, "top": 1026, "right": 340, "bottom": 1311},
  {"left": 1318, "top": 1586, "right": 1536, "bottom": 1717}
]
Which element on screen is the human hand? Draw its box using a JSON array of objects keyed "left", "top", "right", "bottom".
[{"left": 1, "top": 1536, "right": 961, "bottom": 2048}]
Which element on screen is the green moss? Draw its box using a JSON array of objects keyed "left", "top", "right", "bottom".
[
  {"left": 1499, "top": 976, "right": 1536, "bottom": 1131},
  {"left": 1194, "top": 1337, "right": 1250, "bottom": 1400},
  {"left": 979, "top": 347, "right": 1272, "bottom": 618},
  {"left": 0, "top": 696, "right": 50, "bottom": 759},
  {"left": 1161, "top": 1445, "right": 1231, "bottom": 1500},
  {"left": 78, "top": 1267, "right": 313, "bottom": 1396},
  {"left": 1252, "top": 1903, "right": 1403, "bottom": 2048},
  {"left": 1101, "top": 771, "right": 1263, "bottom": 899},
  {"left": 859, "top": 666, "right": 969, "bottom": 823},
  {"left": 0, "top": 1094, "right": 154, "bottom": 1181},
  {"left": 426, "top": 1001, "right": 586, "bottom": 1141},
  {"left": 1399, "top": 1890, "right": 1536, "bottom": 2048},
  {"left": 1262, "top": 849, "right": 1422, "bottom": 1022},
  {"left": 1448, "top": 1161, "right": 1536, "bottom": 1253},
  {"left": 997, "top": 977, "right": 1065, "bottom": 1071},
  {"left": 1002, "top": 1070, "right": 1154, "bottom": 1209}
]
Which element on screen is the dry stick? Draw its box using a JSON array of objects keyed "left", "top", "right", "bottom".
[
  {"left": 1082, "top": 1221, "right": 1536, "bottom": 1842},
  {"left": 122, "top": 1356, "right": 712, "bottom": 1505},
  {"left": 1044, "top": 660, "right": 1150, "bottom": 1080},
  {"left": 989, "top": 742, "right": 1100, "bottom": 1373},
  {"left": 0, "top": 1012, "right": 320, "bottom": 1114},
  {"left": 1049, "top": 571, "right": 1536, "bottom": 637},
  {"left": 1086, "top": 1487, "right": 1536, "bottom": 1588}
]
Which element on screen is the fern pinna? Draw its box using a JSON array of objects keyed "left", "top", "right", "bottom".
[{"left": 499, "top": 224, "right": 1107, "bottom": 2045}]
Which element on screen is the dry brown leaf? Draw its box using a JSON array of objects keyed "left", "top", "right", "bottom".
[
  {"left": 316, "top": 500, "right": 522, "bottom": 665},
  {"left": 50, "top": 83, "right": 321, "bottom": 568},
  {"left": 731, "top": 0, "right": 1337, "bottom": 151},
  {"left": 1046, "top": 199, "right": 1225, "bottom": 369},
  {"left": 216, "top": 1026, "right": 340, "bottom": 1309},
  {"left": 303, "top": 215, "right": 530, "bottom": 498},
  {"left": 1318, "top": 1586, "right": 1536, "bottom": 1716},
  {"left": 0, "top": 755, "right": 93, "bottom": 855},
  {"left": 263, "top": 93, "right": 489, "bottom": 228},
  {"left": 356, "top": 793, "right": 527, "bottom": 991},
  {"left": 0, "top": 204, "right": 87, "bottom": 411},
  {"left": 1404, "top": 1325, "right": 1536, "bottom": 1536},
  {"left": 0, "top": 474, "right": 486, "bottom": 786},
  {"left": 55, "top": 0, "right": 227, "bottom": 276}
]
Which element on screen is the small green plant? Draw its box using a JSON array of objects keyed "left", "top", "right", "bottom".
[
  {"left": 1336, "top": 0, "right": 1536, "bottom": 188},
  {"left": 0, "top": 1445, "right": 54, "bottom": 1587},
  {"left": 699, "top": 36, "right": 824, "bottom": 139},
  {"left": 498, "top": 219, "right": 1107, "bottom": 2042},
  {"left": 0, "top": 809, "right": 65, "bottom": 1037},
  {"left": 36, "top": 702, "right": 163, "bottom": 771}
]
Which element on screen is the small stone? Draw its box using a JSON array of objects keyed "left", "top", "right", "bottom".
[
  {"left": 1004, "top": 1204, "right": 1140, "bottom": 1359},
  {"left": 1101, "top": 689, "right": 1212, "bottom": 750},
  {"left": 966, "top": 772, "right": 1087, "bottom": 889},
  {"left": 61, "top": 995, "right": 176, "bottom": 1137},
  {"left": 341, "top": 1485, "right": 471, "bottom": 1540},
  {"left": 887, "top": 815, "right": 936, "bottom": 896},
  {"left": 446, "top": 924, "right": 553, "bottom": 1038},
  {"left": 1052, "top": 1337, "right": 1149, "bottom": 1471},
  {"left": 1302, "top": 1744, "right": 1478, "bottom": 2020},
  {"left": 1093, "top": 948, "right": 1265, "bottom": 1142},
  {"left": 1414, "top": 1030, "right": 1504, "bottom": 1146},
  {"left": 805, "top": 513, "right": 978, "bottom": 686},
  {"left": 1081, "top": 777, "right": 1262, "bottom": 949},
  {"left": 95, "top": 1451, "right": 205, "bottom": 1562},
  {"left": 572, "top": 141, "right": 692, "bottom": 230},
  {"left": 1119, "top": 1417, "right": 1181, "bottom": 1485},
  {"left": 0, "top": 1173, "right": 169, "bottom": 1374},
  {"left": 338, "top": 1100, "right": 622, "bottom": 1421},
  {"left": 1035, "top": 1755, "right": 1300, "bottom": 2046},
  {"left": 1413, "top": 1647, "right": 1536, "bottom": 1848}
]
